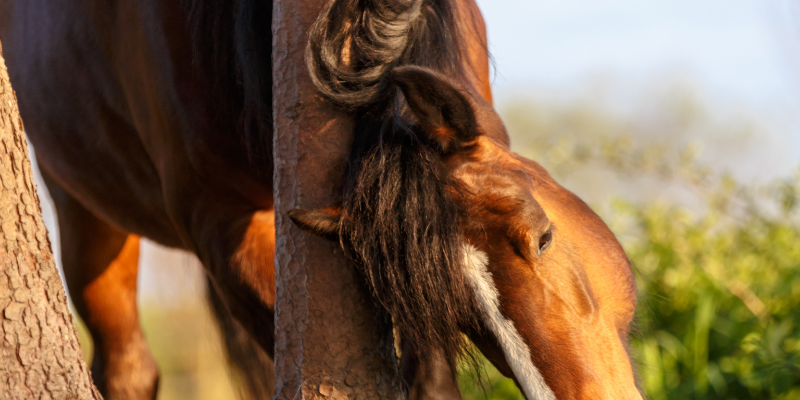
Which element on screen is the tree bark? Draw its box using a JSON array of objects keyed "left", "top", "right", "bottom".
[
  {"left": 0, "top": 43, "right": 102, "bottom": 400},
  {"left": 271, "top": 1, "right": 403, "bottom": 399}
]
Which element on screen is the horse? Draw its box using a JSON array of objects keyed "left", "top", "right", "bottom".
[{"left": 0, "top": 0, "right": 642, "bottom": 399}]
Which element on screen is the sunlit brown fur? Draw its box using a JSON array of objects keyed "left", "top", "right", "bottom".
[{"left": 446, "top": 111, "right": 641, "bottom": 399}]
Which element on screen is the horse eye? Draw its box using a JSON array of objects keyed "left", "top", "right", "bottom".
[{"left": 538, "top": 228, "right": 553, "bottom": 252}]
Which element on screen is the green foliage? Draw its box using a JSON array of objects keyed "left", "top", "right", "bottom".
[{"left": 624, "top": 171, "right": 800, "bottom": 399}]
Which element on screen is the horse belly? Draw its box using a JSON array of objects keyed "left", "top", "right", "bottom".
[
  {"left": 1, "top": 0, "right": 183, "bottom": 247},
  {"left": 30, "top": 118, "right": 183, "bottom": 249}
]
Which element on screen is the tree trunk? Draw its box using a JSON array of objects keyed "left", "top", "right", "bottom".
[
  {"left": 271, "top": 1, "right": 403, "bottom": 399},
  {"left": 0, "top": 43, "right": 102, "bottom": 400}
]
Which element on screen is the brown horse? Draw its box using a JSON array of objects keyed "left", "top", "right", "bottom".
[{"left": 1, "top": 0, "right": 641, "bottom": 399}]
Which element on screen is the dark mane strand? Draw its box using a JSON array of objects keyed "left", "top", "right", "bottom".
[
  {"left": 306, "top": 0, "right": 469, "bottom": 111},
  {"left": 308, "top": 0, "right": 484, "bottom": 372},
  {"left": 340, "top": 112, "right": 480, "bottom": 369}
]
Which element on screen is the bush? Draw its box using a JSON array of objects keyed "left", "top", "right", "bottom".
[{"left": 627, "top": 172, "right": 800, "bottom": 399}]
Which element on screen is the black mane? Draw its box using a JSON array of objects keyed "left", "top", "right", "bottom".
[
  {"left": 307, "top": 0, "right": 482, "bottom": 369},
  {"left": 342, "top": 113, "right": 479, "bottom": 368},
  {"left": 307, "top": 0, "right": 469, "bottom": 110}
]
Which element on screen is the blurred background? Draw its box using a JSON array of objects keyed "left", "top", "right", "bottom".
[{"left": 30, "top": 0, "right": 800, "bottom": 399}]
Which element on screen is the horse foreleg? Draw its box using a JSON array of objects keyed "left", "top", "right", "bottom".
[
  {"left": 44, "top": 175, "right": 158, "bottom": 400},
  {"left": 195, "top": 208, "right": 276, "bottom": 399}
]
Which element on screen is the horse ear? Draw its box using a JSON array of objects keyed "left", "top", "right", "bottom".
[
  {"left": 391, "top": 66, "right": 479, "bottom": 152},
  {"left": 287, "top": 206, "right": 341, "bottom": 240}
]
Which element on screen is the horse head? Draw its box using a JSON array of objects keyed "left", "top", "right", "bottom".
[{"left": 290, "top": 66, "right": 642, "bottom": 400}]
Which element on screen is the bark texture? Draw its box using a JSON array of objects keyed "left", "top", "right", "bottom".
[
  {"left": 0, "top": 44, "right": 102, "bottom": 400},
  {"left": 272, "top": 1, "right": 403, "bottom": 399}
]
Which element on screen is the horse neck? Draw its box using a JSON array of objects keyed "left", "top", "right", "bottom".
[{"left": 454, "top": 0, "right": 493, "bottom": 105}]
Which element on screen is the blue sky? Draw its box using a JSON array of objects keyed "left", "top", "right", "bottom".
[
  {"left": 476, "top": 0, "right": 797, "bottom": 106},
  {"left": 474, "top": 0, "right": 800, "bottom": 177}
]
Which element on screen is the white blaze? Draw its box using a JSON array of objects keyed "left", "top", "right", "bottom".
[{"left": 462, "top": 244, "right": 556, "bottom": 400}]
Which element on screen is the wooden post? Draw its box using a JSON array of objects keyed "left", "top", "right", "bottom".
[
  {"left": 271, "top": 1, "right": 403, "bottom": 399},
  {"left": 0, "top": 44, "right": 102, "bottom": 400}
]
